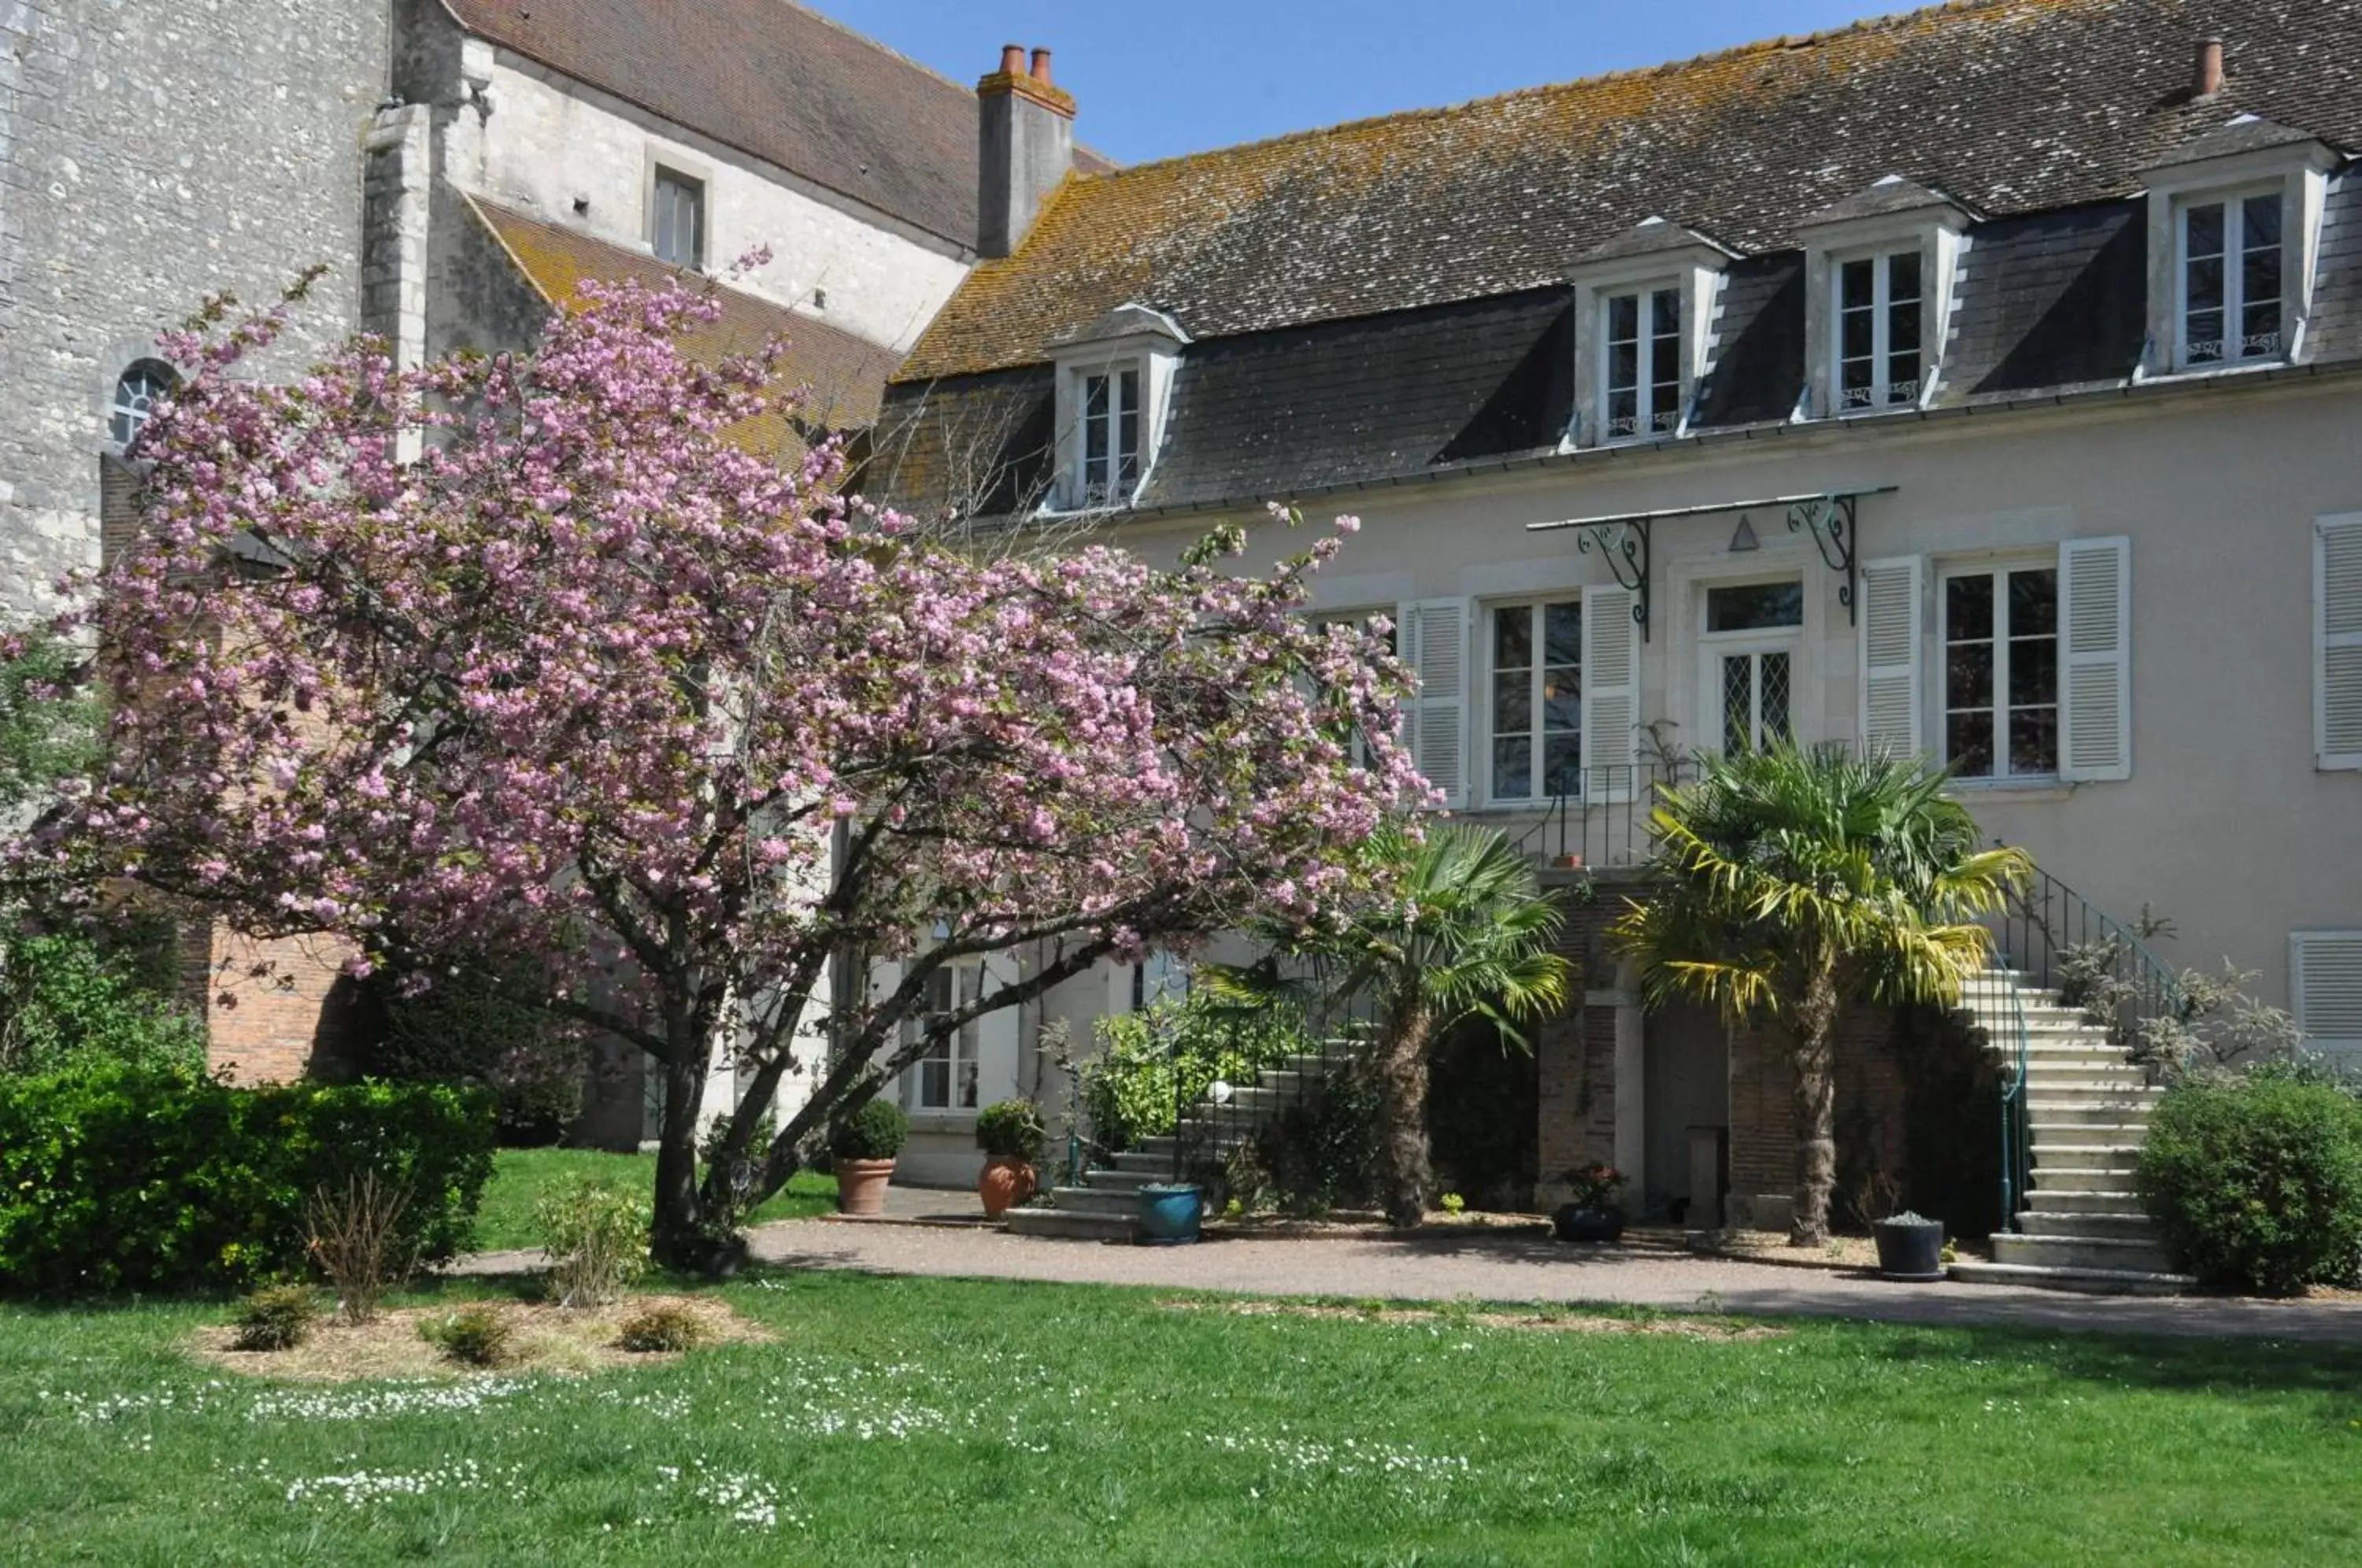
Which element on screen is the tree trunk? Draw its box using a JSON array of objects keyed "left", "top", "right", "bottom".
[
  {"left": 649, "top": 1031, "right": 714, "bottom": 1270},
  {"left": 1375, "top": 996, "right": 1435, "bottom": 1229},
  {"left": 1786, "top": 961, "right": 1842, "bottom": 1248}
]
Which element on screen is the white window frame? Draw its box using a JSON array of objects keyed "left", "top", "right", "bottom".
[
  {"left": 1831, "top": 248, "right": 1926, "bottom": 412},
  {"left": 2174, "top": 184, "right": 2287, "bottom": 371},
  {"left": 1938, "top": 554, "right": 2062, "bottom": 786},
  {"left": 1070, "top": 360, "right": 1142, "bottom": 508},
  {"left": 901, "top": 961, "right": 983, "bottom": 1114},
  {"left": 1698, "top": 576, "right": 1805, "bottom": 755},
  {"left": 1482, "top": 596, "right": 1583, "bottom": 806},
  {"left": 650, "top": 165, "right": 706, "bottom": 270},
  {"left": 1598, "top": 285, "right": 1684, "bottom": 442},
  {"left": 107, "top": 359, "right": 177, "bottom": 450}
]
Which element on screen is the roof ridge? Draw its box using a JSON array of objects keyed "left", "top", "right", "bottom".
[{"left": 1072, "top": 0, "right": 2047, "bottom": 183}]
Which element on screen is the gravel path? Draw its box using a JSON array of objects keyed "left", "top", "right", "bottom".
[{"left": 743, "top": 1219, "right": 2362, "bottom": 1345}]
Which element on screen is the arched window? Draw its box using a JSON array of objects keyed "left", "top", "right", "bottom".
[{"left": 109, "top": 360, "right": 178, "bottom": 448}]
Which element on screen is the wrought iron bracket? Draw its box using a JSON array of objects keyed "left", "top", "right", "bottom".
[
  {"left": 1572, "top": 519, "right": 1652, "bottom": 641},
  {"left": 1786, "top": 493, "right": 1861, "bottom": 625}
]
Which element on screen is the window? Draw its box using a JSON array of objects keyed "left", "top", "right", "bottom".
[
  {"left": 1077, "top": 367, "right": 1140, "bottom": 505},
  {"left": 905, "top": 964, "right": 980, "bottom": 1111},
  {"left": 651, "top": 168, "right": 705, "bottom": 268},
  {"left": 1489, "top": 601, "right": 1581, "bottom": 800},
  {"left": 109, "top": 360, "right": 177, "bottom": 448},
  {"left": 1942, "top": 565, "right": 2059, "bottom": 780},
  {"left": 1312, "top": 608, "right": 1400, "bottom": 767},
  {"left": 1836, "top": 250, "right": 1923, "bottom": 409},
  {"left": 1704, "top": 581, "right": 1802, "bottom": 754},
  {"left": 1130, "top": 950, "right": 1189, "bottom": 1011},
  {"left": 1603, "top": 288, "right": 1682, "bottom": 438},
  {"left": 2179, "top": 191, "right": 2282, "bottom": 368}
]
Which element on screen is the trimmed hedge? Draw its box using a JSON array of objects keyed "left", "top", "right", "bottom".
[
  {"left": 0, "top": 1064, "right": 495, "bottom": 1295},
  {"left": 2138, "top": 1068, "right": 2362, "bottom": 1293}
]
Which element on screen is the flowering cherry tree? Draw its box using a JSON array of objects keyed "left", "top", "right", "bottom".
[{"left": 39, "top": 276, "right": 1425, "bottom": 1263}]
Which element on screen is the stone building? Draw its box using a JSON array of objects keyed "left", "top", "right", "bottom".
[
  {"left": 2, "top": 0, "right": 1065, "bottom": 1097},
  {"left": 875, "top": 0, "right": 2362, "bottom": 1274}
]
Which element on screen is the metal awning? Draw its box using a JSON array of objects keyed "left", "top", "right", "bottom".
[{"left": 1526, "top": 486, "right": 1898, "bottom": 638}]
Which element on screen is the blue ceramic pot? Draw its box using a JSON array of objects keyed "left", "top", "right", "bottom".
[{"left": 1137, "top": 1183, "right": 1203, "bottom": 1245}]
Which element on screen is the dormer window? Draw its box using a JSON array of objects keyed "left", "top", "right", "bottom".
[
  {"left": 1603, "top": 288, "right": 1682, "bottom": 438},
  {"left": 650, "top": 165, "right": 705, "bottom": 268},
  {"left": 2177, "top": 190, "right": 2282, "bottom": 368},
  {"left": 1046, "top": 303, "right": 1188, "bottom": 513},
  {"left": 1079, "top": 366, "right": 1141, "bottom": 505},
  {"left": 1796, "top": 177, "right": 1970, "bottom": 420},
  {"left": 1568, "top": 219, "right": 1732, "bottom": 449},
  {"left": 1836, "top": 250, "right": 1923, "bottom": 409}
]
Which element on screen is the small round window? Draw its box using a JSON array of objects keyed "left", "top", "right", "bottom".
[{"left": 109, "top": 360, "right": 178, "bottom": 448}]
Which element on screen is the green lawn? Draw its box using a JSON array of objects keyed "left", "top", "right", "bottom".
[
  {"left": 2, "top": 1272, "right": 2358, "bottom": 1566},
  {"left": 471, "top": 1147, "right": 839, "bottom": 1252}
]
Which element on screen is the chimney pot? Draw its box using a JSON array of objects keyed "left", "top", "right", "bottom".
[
  {"left": 1031, "top": 47, "right": 1053, "bottom": 85},
  {"left": 999, "top": 43, "right": 1026, "bottom": 76},
  {"left": 2195, "top": 35, "right": 2224, "bottom": 98}
]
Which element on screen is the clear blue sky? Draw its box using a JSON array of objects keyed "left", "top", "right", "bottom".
[{"left": 820, "top": 1, "right": 1904, "bottom": 165}]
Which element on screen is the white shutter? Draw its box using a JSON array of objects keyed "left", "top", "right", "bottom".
[
  {"left": 1857, "top": 556, "right": 1923, "bottom": 760},
  {"left": 2060, "top": 536, "right": 2132, "bottom": 782},
  {"left": 972, "top": 954, "right": 1023, "bottom": 1105},
  {"left": 1398, "top": 598, "right": 1468, "bottom": 807},
  {"left": 1581, "top": 585, "right": 1638, "bottom": 801},
  {"left": 2292, "top": 931, "right": 2362, "bottom": 1055},
  {"left": 2315, "top": 515, "right": 2362, "bottom": 770}
]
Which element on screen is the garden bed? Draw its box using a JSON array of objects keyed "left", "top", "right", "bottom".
[{"left": 188, "top": 1293, "right": 768, "bottom": 1381}]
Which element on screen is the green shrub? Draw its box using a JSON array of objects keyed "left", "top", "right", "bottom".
[
  {"left": 0, "top": 919, "right": 205, "bottom": 1078},
  {"left": 535, "top": 1175, "right": 647, "bottom": 1307},
  {"left": 828, "top": 1096, "right": 908, "bottom": 1161},
  {"left": 421, "top": 1303, "right": 514, "bottom": 1366},
  {"left": 231, "top": 1284, "right": 320, "bottom": 1352},
  {"left": 0, "top": 1063, "right": 495, "bottom": 1296},
  {"left": 975, "top": 1099, "right": 1046, "bottom": 1162},
  {"left": 2138, "top": 1070, "right": 2362, "bottom": 1292},
  {"left": 1081, "top": 995, "right": 1312, "bottom": 1152},
  {"left": 616, "top": 1301, "right": 706, "bottom": 1353}
]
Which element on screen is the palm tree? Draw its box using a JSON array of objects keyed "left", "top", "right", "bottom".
[
  {"left": 1209, "top": 823, "right": 1572, "bottom": 1228},
  {"left": 1612, "top": 743, "right": 2031, "bottom": 1246}
]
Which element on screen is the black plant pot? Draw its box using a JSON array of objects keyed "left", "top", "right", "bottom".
[
  {"left": 1553, "top": 1203, "right": 1625, "bottom": 1244},
  {"left": 1874, "top": 1214, "right": 1945, "bottom": 1281}
]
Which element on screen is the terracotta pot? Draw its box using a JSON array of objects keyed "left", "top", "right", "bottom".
[
  {"left": 978, "top": 1156, "right": 1038, "bottom": 1219},
  {"left": 835, "top": 1157, "right": 897, "bottom": 1216}
]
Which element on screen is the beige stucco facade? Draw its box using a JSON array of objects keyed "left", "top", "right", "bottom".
[{"left": 1094, "top": 371, "right": 2362, "bottom": 1028}]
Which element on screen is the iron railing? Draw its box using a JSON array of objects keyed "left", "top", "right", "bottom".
[
  {"left": 1504, "top": 762, "right": 1694, "bottom": 870},
  {"left": 1164, "top": 982, "right": 1382, "bottom": 1196},
  {"left": 1971, "top": 864, "right": 2186, "bottom": 1230}
]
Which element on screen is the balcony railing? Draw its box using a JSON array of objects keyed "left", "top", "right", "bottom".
[{"left": 1501, "top": 762, "right": 1696, "bottom": 871}]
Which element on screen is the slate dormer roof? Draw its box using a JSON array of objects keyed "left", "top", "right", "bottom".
[
  {"left": 1799, "top": 175, "right": 1978, "bottom": 229},
  {"left": 897, "top": 0, "right": 2362, "bottom": 383},
  {"left": 439, "top": 0, "right": 1115, "bottom": 251}
]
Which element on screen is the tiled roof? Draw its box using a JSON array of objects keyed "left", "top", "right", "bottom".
[
  {"left": 471, "top": 197, "right": 905, "bottom": 455},
  {"left": 442, "top": 0, "right": 1114, "bottom": 250},
  {"left": 900, "top": 0, "right": 2362, "bottom": 380}
]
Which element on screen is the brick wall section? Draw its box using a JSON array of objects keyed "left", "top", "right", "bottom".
[
  {"left": 1728, "top": 1004, "right": 1908, "bottom": 1214},
  {"left": 1534, "top": 875, "right": 1649, "bottom": 1191},
  {"left": 202, "top": 929, "right": 361, "bottom": 1085}
]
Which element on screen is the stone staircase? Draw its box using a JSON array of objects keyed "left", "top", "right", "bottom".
[
  {"left": 1005, "top": 1051, "right": 1342, "bottom": 1242},
  {"left": 1946, "top": 967, "right": 2194, "bottom": 1295}
]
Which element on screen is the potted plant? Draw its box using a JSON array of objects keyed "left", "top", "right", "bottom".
[
  {"left": 829, "top": 1097, "right": 908, "bottom": 1216},
  {"left": 1137, "top": 1181, "right": 1203, "bottom": 1245},
  {"left": 1553, "top": 1163, "right": 1626, "bottom": 1244},
  {"left": 1873, "top": 1210, "right": 1946, "bottom": 1281},
  {"left": 974, "top": 1099, "right": 1046, "bottom": 1219}
]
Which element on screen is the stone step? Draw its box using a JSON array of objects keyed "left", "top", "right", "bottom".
[
  {"left": 2023, "top": 1100, "right": 2160, "bottom": 1125},
  {"left": 2028, "top": 1122, "right": 2151, "bottom": 1147},
  {"left": 2016, "top": 1210, "right": 2160, "bottom": 1241},
  {"left": 1991, "top": 1232, "right": 2176, "bottom": 1274},
  {"left": 1045, "top": 1185, "right": 1140, "bottom": 1218},
  {"left": 1068, "top": 1166, "right": 1159, "bottom": 1193},
  {"left": 1005, "top": 1207, "right": 1136, "bottom": 1242},
  {"left": 1948, "top": 1260, "right": 2194, "bottom": 1296},
  {"left": 2027, "top": 1188, "right": 2146, "bottom": 1215},
  {"left": 2030, "top": 1162, "right": 2142, "bottom": 1190},
  {"left": 2017, "top": 1055, "right": 2147, "bottom": 1074},
  {"left": 1105, "top": 1148, "right": 1176, "bottom": 1174}
]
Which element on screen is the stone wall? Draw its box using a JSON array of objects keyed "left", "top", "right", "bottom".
[{"left": 0, "top": 0, "right": 383, "bottom": 617}]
